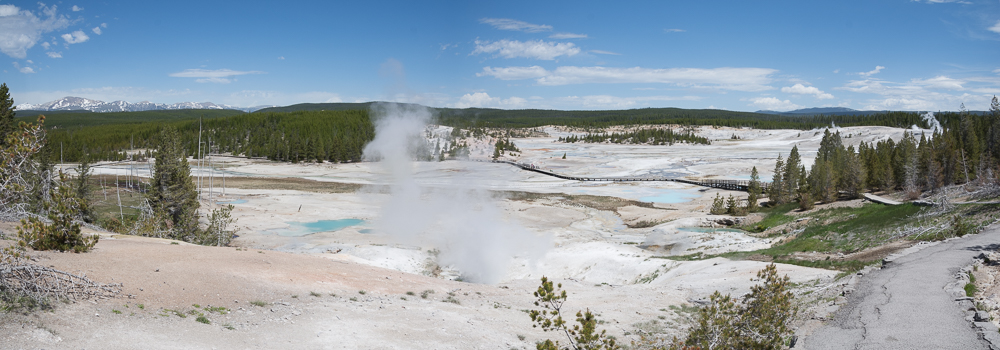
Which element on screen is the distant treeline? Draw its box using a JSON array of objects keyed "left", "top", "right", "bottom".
[
  {"left": 558, "top": 128, "right": 710, "bottom": 145},
  {"left": 45, "top": 110, "right": 374, "bottom": 163},
  {"left": 25, "top": 102, "right": 988, "bottom": 164},
  {"left": 436, "top": 108, "right": 937, "bottom": 130}
]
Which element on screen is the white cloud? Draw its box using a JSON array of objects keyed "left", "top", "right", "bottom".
[
  {"left": 556, "top": 94, "right": 701, "bottom": 109},
  {"left": 910, "top": 76, "right": 965, "bottom": 90},
  {"left": 169, "top": 68, "right": 265, "bottom": 84},
  {"left": 277, "top": 56, "right": 285, "bottom": 60},
  {"left": 71, "top": 5, "right": 83, "bottom": 12},
  {"left": 0, "top": 4, "right": 71, "bottom": 58},
  {"left": 41, "top": 42, "right": 50, "bottom": 49},
  {"left": 12, "top": 61, "right": 34, "bottom": 74},
  {"left": 45, "top": 51, "right": 60, "bottom": 58},
  {"left": 989, "top": 20, "right": 1000, "bottom": 34},
  {"left": 472, "top": 39, "right": 580, "bottom": 60},
  {"left": 549, "top": 33, "right": 587, "bottom": 39},
  {"left": 664, "top": 28, "right": 685, "bottom": 33},
  {"left": 781, "top": 84, "right": 834, "bottom": 99},
  {"left": 833, "top": 69, "right": 840, "bottom": 74},
  {"left": 92, "top": 26, "right": 101, "bottom": 35},
  {"left": 858, "top": 65, "right": 885, "bottom": 77},
  {"left": 479, "top": 65, "right": 776, "bottom": 91},
  {"left": 838, "top": 75, "right": 999, "bottom": 111},
  {"left": 61, "top": 30, "right": 89, "bottom": 44},
  {"left": 477, "top": 66, "right": 549, "bottom": 80},
  {"left": 0, "top": 4, "right": 19, "bottom": 17},
  {"left": 479, "top": 18, "right": 552, "bottom": 32},
  {"left": 590, "top": 50, "right": 620, "bottom": 55},
  {"left": 451, "top": 92, "right": 527, "bottom": 109},
  {"left": 101, "top": 23, "right": 107, "bottom": 28},
  {"left": 910, "top": 0, "right": 972, "bottom": 4},
  {"left": 748, "top": 97, "right": 801, "bottom": 111}
]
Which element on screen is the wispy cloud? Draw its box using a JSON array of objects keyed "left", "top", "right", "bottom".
[
  {"left": 169, "top": 68, "right": 265, "bottom": 84},
  {"left": 46, "top": 51, "right": 61, "bottom": 58},
  {"left": 92, "top": 26, "right": 102, "bottom": 35},
  {"left": 71, "top": 5, "right": 83, "bottom": 12},
  {"left": 479, "top": 65, "right": 776, "bottom": 91},
  {"left": 781, "top": 83, "right": 834, "bottom": 99},
  {"left": 748, "top": 97, "right": 801, "bottom": 111},
  {"left": 61, "top": 30, "right": 89, "bottom": 44},
  {"left": 450, "top": 92, "right": 528, "bottom": 109},
  {"left": 989, "top": 20, "right": 1000, "bottom": 34},
  {"left": 590, "top": 50, "right": 620, "bottom": 55},
  {"left": 858, "top": 65, "right": 885, "bottom": 77},
  {"left": 549, "top": 33, "right": 587, "bottom": 39},
  {"left": 838, "top": 73, "right": 1000, "bottom": 111},
  {"left": 0, "top": 4, "right": 71, "bottom": 58},
  {"left": 472, "top": 39, "right": 580, "bottom": 60},
  {"left": 664, "top": 28, "right": 685, "bottom": 33},
  {"left": 479, "top": 18, "right": 552, "bottom": 32},
  {"left": 556, "top": 94, "right": 701, "bottom": 109},
  {"left": 910, "top": 0, "right": 972, "bottom": 4},
  {"left": 12, "top": 61, "right": 34, "bottom": 74}
]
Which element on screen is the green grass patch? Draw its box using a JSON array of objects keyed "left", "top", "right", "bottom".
[
  {"left": 966, "top": 283, "right": 978, "bottom": 297},
  {"left": 743, "top": 203, "right": 798, "bottom": 233},
  {"left": 196, "top": 316, "right": 211, "bottom": 325}
]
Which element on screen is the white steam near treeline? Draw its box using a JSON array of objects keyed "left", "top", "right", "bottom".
[
  {"left": 362, "top": 103, "right": 548, "bottom": 283},
  {"left": 921, "top": 112, "right": 943, "bottom": 134}
]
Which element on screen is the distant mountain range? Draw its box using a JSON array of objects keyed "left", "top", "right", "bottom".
[
  {"left": 16, "top": 96, "right": 274, "bottom": 113},
  {"left": 754, "top": 107, "right": 889, "bottom": 116}
]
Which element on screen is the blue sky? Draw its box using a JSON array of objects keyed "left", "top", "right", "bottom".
[{"left": 1, "top": 0, "right": 999, "bottom": 112}]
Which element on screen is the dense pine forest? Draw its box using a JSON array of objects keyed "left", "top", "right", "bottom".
[
  {"left": 769, "top": 99, "right": 1000, "bottom": 207},
  {"left": 39, "top": 109, "right": 373, "bottom": 163}
]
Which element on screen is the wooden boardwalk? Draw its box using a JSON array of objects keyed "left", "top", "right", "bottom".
[{"left": 486, "top": 160, "right": 768, "bottom": 196}]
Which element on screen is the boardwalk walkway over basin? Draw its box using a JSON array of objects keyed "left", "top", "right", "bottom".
[{"left": 484, "top": 159, "right": 768, "bottom": 196}]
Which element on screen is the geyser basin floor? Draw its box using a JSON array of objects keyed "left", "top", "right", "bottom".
[{"left": 266, "top": 218, "right": 365, "bottom": 237}]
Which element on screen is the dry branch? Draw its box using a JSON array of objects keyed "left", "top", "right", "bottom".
[{"left": 1, "top": 249, "right": 120, "bottom": 305}]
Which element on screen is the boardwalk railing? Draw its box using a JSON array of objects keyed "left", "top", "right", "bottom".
[{"left": 483, "top": 159, "right": 769, "bottom": 196}]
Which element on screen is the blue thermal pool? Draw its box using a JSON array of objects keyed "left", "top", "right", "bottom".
[
  {"left": 216, "top": 199, "right": 248, "bottom": 205},
  {"left": 639, "top": 189, "right": 699, "bottom": 204},
  {"left": 267, "top": 219, "right": 365, "bottom": 237}
]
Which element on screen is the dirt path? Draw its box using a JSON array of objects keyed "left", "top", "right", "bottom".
[{"left": 799, "top": 225, "right": 1000, "bottom": 349}]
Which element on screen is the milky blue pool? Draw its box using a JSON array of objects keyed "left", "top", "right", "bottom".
[
  {"left": 639, "top": 189, "right": 699, "bottom": 204},
  {"left": 216, "top": 199, "right": 248, "bottom": 205},
  {"left": 267, "top": 219, "right": 365, "bottom": 237}
]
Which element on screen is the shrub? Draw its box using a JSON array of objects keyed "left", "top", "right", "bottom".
[
  {"left": 16, "top": 171, "right": 97, "bottom": 253},
  {"left": 529, "top": 276, "right": 619, "bottom": 350},
  {"left": 671, "top": 264, "right": 797, "bottom": 350}
]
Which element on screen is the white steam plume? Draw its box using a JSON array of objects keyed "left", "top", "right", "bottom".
[
  {"left": 363, "top": 102, "right": 548, "bottom": 283},
  {"left": 921, "top": 112, "right": 943, "bottom": 134}
]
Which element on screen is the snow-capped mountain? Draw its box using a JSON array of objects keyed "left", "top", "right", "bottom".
[{"left": 16, "top": 97, "right": 273, "bottom": 113}]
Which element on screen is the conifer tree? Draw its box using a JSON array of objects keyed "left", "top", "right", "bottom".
[
  {"left": 148, "top": 127, "right": 200, "bottom": 240},
  {"left": 783, "top": 146, "right": 802, "bottom": 200},
  {"left": 0, "top": 83, "right": 15, "bottom": 147},
  {"left": 769, "top": 154, "right": 785, "bottom": 204},
  {"left": 747, "top": 166, "right": 761, "bottom": 212}
]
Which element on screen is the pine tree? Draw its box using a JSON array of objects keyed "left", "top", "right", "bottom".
[
  {"left": 747, "top": 166, "right": 761, "bottom": 212},
  {"left": 769, "top": 154, "right": 785, "bottom": 204},
  {"left": 783, "top": 146, "right": 802, "bottom": 201},
  {"left": 73, "top": 155, "right": 94, "bottom": 223},
  {"left": 0, "top": 83, "right": 16, "bottom": 147},
  {"left": 148, "top": 127, "right": 200, "bottom": 241}
]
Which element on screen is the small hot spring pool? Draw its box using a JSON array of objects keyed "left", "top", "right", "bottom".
[
  {"left": 216, "top": 199, "right": 248, "bottom": 205},
  {"left": 639, "top": 189, "right": 699, "bottom": 204},
  {"left": 267, "top": 219, "right": 365, "bottom": 237}
]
